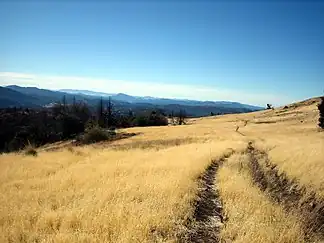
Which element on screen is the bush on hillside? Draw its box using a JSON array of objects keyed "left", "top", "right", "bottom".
[
  {"left": 59, "top": 113, "right": 85, "bottom": 138},
  {"left": 24, "top": 145, "right": 38, "bottom": 156},
  {"left": 318, "top": 97, "right": 324, "bottom": 129},
  {"left": 132, "top": 111, "right": 168, "bottom": 127},
  {"left": 80, "top": 126, "right": 115, "bottom": 144}
]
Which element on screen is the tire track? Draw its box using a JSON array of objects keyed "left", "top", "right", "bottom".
[
  {"left": 247, "top": 142, "right": 324, "bottom": 240},
  {"left": 179, "top": 151, "right": 233, "bottom": 243}
]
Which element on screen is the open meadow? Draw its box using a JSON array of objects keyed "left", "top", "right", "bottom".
[{"left": 0, "top": 97, "right": 323, "bottom": 243}]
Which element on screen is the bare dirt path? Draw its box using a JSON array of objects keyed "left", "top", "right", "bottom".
[
  {"left": 247, "top": 142, "right": 324, "bottom": 241},
  {"left": 180, "top": 152, "right": 233, "bottom": 243}
]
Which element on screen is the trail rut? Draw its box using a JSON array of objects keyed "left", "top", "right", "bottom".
[
  {"left": 247, "top": 142, "right": 324, "bottom": 240},
  {"left": 180, "top": 152, "right": 233, "bottom": 243}
]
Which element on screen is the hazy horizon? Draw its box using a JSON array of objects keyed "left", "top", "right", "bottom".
[{"left": 0, "top": 71, "right": 292, "bottom": 106}]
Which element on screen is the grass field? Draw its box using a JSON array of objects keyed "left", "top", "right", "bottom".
[
  {"left": 0, "top": 97, "right": 323, "bottom": 242},
  {"left": 218, "top": 153, "right": 304, "bottom": 243}
]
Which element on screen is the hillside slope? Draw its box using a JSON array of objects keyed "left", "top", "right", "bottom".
[
  {"left": 0, "top": 87, "right": 41, "bottom": 108},
  {"left": 0, "top": 97, "right": 323, "bottom": 243}
]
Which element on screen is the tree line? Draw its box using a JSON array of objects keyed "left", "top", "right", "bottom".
[{"left": 0, "top": 96, "right": 187, "bottom": 152}]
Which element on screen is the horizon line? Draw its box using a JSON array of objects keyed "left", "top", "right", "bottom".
[{"left": 0, "top": 71, "right": 298, "bottom": 107}]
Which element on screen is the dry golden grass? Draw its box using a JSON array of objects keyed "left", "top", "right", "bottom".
[
  {"left": 198, "top": 97, "right": 324, "bottom": 196},
  {"left": 0, "top": 96, "right": 323, "bottom": 242},
  {"left": 218, "top": 153, "right": 305, "bottom": 243},
  {"left": 0, "top": 140, "right": 245, "bottom": 243},
  {"left": 242, "top": 99, "right": 324, "bottom": 196},
  {"left": 254, "top": 135, "right": 324, "bottom": 197}
]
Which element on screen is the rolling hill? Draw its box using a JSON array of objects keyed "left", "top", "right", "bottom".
[
  {"left": 0, "top": 87, "right": 41, "bottom": 108},
  {"left": 0, "top": 97, "right": 322, "bottom": 242}
]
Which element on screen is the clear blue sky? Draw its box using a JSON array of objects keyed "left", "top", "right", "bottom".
[{"left": 0, "top": 1, "right": 323, "bottom": 106}]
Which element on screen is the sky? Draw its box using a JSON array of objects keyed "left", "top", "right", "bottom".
[{"left": 0, "top": 1, "right": 323, "bottom": 106}]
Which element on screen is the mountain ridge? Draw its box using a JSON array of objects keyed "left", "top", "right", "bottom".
[
  {"left": 59, "top": 88, "right": 263, "bottom": 110},
  {"left": 1, "top": 85, "right": 263, "bottom": 117}
]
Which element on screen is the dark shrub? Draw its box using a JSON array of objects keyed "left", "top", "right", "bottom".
[
  {"left": 24, "top": 145, "right": 37, "bottom": 156},
  {"left": 133, "top": 116, "right": 148, "bottom": 127},
  {"left": 59, "top": 114, "right": 85, "bottom": 138},
  {"left": 7, "top": 137, "right": 26, "bottom": 152},
  {"left": 132, "top": 111, "right": 168, "bottom": 127},
  {"left": 318, "top": 97, "right": 324, "bottom": 129},
  {"left": 81, "top": 126, "right": 112, "bottom": 144},
  {"left": 115, "top": 115, "right": 133, "bottom": 128},
  {"left": 108, "top": 127, "right": 117, "bottom": 136},
  {"left": 149, "top": 112, "right": 168, "bottom": 126},
  {"left": 85, "top": 118, "right": 97, "bottom": 130}
]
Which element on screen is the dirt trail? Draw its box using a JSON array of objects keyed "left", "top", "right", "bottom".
[
  {"left": 247, "top": 142, "right": 324, "bottom": 240},
  {"left": 180, "top": 152, "right": 233, "bottom": 243}
]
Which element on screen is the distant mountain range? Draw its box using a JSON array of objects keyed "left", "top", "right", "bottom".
[
  {"left": 0, "top": 85, "right": 263, "bottom": 117},
  {"left": 60, "top": 89, "right": 262, "bottom": 110}
]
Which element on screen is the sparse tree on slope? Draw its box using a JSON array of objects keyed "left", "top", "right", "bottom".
[
  {"left": 176, "top": 109, "right": 187, "bottom": 125},
  {"left": 105, "top": 97, "right": 115, "bottom": 128},
  {"left": 97, "top": 97, "right": 105, "bottom": 128},
  {"left": 266, "top": 104, "right": 273, "bottom": 110},
  {"left": 170, "top": 110, "right": 175, "bottom": 125}
]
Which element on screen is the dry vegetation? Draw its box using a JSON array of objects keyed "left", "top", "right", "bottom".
[
  {"left": 255, "top": 136, "right": 324, "bottom": 197},
  {"left": 218, "top": 153, "right": 304, "bottom": 243},
  {"left": 0, "top": 97, "right": 323, "bottom": 242},
  {"left": 0, "top": 141, "right": 245, "bottom": 242}
]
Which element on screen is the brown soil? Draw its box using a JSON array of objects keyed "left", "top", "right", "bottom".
[{"left": 179, "top": 152, "right": 233, "bottom": 243}]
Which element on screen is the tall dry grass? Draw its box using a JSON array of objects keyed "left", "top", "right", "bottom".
[
  {"left": 214, "top": 98, "right": 324, "bottom": 197},
  {"left": 0, "top": 140, "right": 245, "bottom": 243},
  {"left": 0, "top": 97, "right": 322, "bottom": 242},
  {"left": 218, "top": 153, "right": 305, "bottom": 243},
  {"left": 254, "top": 135, "right": 324, "bottom": 197}
]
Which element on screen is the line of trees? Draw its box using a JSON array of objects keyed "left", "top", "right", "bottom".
[
  {"left": 0, "top": 97, "right": 92, "bottom": 152},
  {"left": 95, "top": 97, "right": 170, "bottom": 128},
  {"left": 0, "top": 96, "right": 188, "bottom": 152}
]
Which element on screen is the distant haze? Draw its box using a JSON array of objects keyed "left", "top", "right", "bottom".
[{"left": 1, "top": 72, "right": 294, "bottom": 107}]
